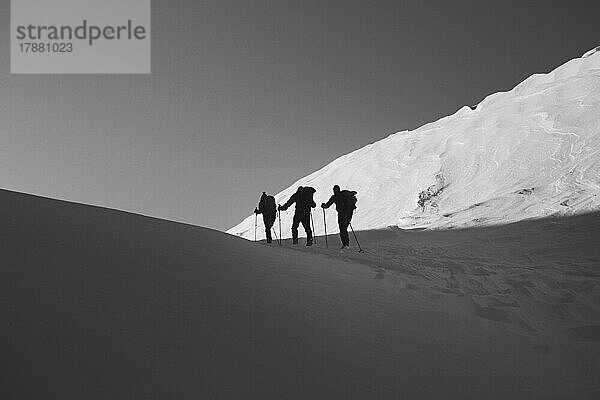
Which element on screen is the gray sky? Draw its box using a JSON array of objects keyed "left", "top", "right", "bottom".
[{"left": 1, "top": 0, "right": 598, "bottom": 230}]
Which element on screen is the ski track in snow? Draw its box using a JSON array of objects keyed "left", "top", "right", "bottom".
[{"left": 229, "top": 49, "right": 600, "bottom": 240}]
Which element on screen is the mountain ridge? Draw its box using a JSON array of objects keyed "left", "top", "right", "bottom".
[{"left": 229, "top": 48, "right": 600, "bottom": 240}]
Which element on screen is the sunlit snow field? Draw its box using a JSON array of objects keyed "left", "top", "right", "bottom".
[{"left": 230, "top": 48, "right": 600, "bottom": 240}]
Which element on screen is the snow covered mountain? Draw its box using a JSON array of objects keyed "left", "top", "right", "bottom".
[{"left": 229, "top": 47, "right": 600, "bottom": 240}]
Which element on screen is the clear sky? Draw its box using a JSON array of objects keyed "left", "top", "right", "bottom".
[{"left": 1, "top": 0, "right": 598, "bottom": 230}]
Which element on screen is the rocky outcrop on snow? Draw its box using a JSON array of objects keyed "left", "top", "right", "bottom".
[{"left": 418, "top": 173, "right": 446, "bottom": 212}]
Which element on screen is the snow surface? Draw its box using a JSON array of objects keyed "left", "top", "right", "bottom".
[
  {"left": 3, "top": 189, "right": 599, "bottom": 399},
  {"left": 229, "top": 50, "right": 600, "bottom": 240}
]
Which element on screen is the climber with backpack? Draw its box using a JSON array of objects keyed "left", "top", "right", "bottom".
[
  {"left": 321, "top": 185, "right": 357, "bottom": 249},
  {"left": 278, "top": 186, "right": 316, "bottom": 246},
  {"left": 255, "top": 192, "right": 277, "bottom": 244}
]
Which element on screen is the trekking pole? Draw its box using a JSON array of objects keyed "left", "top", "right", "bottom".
[
  {"left": 254, "top": 213, "right": 257, "bottom": 242},
  {"left": 272, "top": 226, "right": 279, "bottom": 243},
  {"left": 348, "top": 222, "right": 364, "bottom": 253},
  {"left": 278, "top": 207, "right": 282, "bottom": 245},
  {"left": 310, "top": 211, "right": 317, "bottom": 244},
  {"left": 322, "top": 208, "right": 328, "bottom": 249}
]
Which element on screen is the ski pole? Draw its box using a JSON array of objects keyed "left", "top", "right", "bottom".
[
  {"left": 278, "top": 207, "right": 282, "bottom": 245},
  {"left": 322, "top": 208, "right": 328, "bottom": 249},
  {"left": 254, "top": 213, "right": 257, "bottom": 242},
  {"left": 348, "top": 221, "right": 364, "bottom": 253},
  {"left": 310, "top": 211, "right": 317, "bottom": 244}
]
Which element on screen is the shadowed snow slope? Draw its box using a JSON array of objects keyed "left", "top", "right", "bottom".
[
  {"left": 1, "top": 189, "right": 599, "bottom": 399},
  {"left": 229, "top": 48, "right": 600, "bottom": 240}
]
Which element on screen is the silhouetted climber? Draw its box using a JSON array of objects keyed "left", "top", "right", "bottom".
[
  {"left": 255, "top": 192, "right": 277, "bottom": 243},
  {"left": 278, "top": 186, "right": 316, "bottom": 246},
  {"left": 321, "top": 185, "right": 357, "bottom": 249}
]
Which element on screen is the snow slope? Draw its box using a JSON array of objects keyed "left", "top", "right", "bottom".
[
  {"left": 229, "top": 48, "right": 600, "bottom": 240},
  {"left": 2, "top": 189, "right": 599, "bottom": 399}
]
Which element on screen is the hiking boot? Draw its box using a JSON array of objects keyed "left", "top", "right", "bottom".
[
  {"left": 292, "top": 239, "right": 298, "bottom": 245},
  {"left": 266, "top": 239, "right": 272, "bottom": 244},
  {"left": 306, "top": 239, "right": 313, "bottom": 246},
  {"left": 340, "top": 245, "right": 349, "bottom": 250}
]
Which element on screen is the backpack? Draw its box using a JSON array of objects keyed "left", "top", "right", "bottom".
[
  {"left": 298, "top": 186, "right": 316, "bottom": 210},
  {"left": 340, "top": 190, "right": 357, "bottom": 213},
  {"left": 264, "top": 195, "right": 277, "bottom": 215}
]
